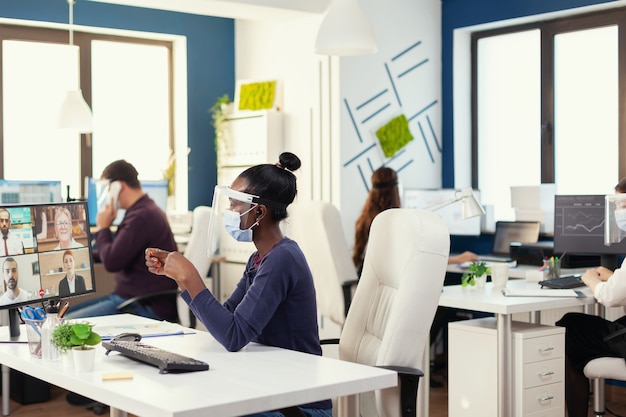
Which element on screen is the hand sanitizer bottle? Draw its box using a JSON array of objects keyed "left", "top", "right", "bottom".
[{"left": 41, "top": 305, "right": 60, "bottom": 361}]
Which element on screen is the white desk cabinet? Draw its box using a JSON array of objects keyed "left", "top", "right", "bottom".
[{"left": 449, "top": 317, "right": 564, "bottom": 417}]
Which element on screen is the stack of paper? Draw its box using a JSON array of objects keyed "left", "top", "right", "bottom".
[{"left": 501, "top": 288, "right": 585, "bottom": 298}]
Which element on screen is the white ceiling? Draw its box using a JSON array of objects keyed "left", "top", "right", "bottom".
[{"left": 87, "top": 0, "right": 329, "bottom": 20}]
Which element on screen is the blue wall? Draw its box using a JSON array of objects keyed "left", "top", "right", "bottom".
[
  {"left": 0, "top": 0, "right": 235, "bottom": 210},
  {"left": 440, "top": 0, "right": 615, "bottom": 188}
]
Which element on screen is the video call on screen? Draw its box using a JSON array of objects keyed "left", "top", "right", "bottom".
[{"left": 0, "top": 201, "right": 95, "bottom": 308}]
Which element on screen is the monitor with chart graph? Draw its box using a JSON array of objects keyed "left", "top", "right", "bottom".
[{"left": 553, "top": 194, "right": 625, "bottom": 268}]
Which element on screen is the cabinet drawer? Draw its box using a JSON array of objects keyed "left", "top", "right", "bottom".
[
  {"left": 522, "top": 334, "right": 564, "bottom": 363},
  {"left": 523, "top": 358, "right": 564, "bottom": 389},
  {"left": 525, "top": 405, "right": 565, "bottom": 417},
  {"left": 522, "top": 382, "right": 564, "bottom": 414}
]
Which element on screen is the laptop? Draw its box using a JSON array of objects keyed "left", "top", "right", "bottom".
[{"left": 479, "top": 221, "right": 541, "bottom": 263}]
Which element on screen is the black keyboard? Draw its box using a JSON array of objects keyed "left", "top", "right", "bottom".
[
  {"left": 103, "top": 340, "right": 209, "bottom": 374},
  {"left": 539, "top": 275, "right": 585, "bottom": 289}
]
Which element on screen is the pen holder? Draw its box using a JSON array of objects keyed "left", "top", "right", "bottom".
[
  {"left": 23, "top": 318, "right": 45, "bottom": 359},
  {"left": 544, "top": 259, "right": 560, "bottom": 280}
]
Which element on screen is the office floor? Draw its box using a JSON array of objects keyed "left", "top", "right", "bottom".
[
  {"left": 3, "top": 368, "right": 626, "bottom": 416},
  {"left": 4, "top": 386, "right": 137, "bottom": 417}
]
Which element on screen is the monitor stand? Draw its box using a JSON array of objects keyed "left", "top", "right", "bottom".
[
  {"left": 8, "top": 308, "right": 20, "bottom": 341},
  {"left": 601, "top": 254, "right": 619, "bottom": 271}
]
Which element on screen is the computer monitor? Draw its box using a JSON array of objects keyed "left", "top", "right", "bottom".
[
  {"left": 553, "top": 194, "right": 625, "bottom": 269},
  {"left": 491, "top": 220, "right": 541, "bottom": 256},
  {"left": 84, "top": 177, "right": 169, "bottom": 226},
  {"left": 0, "top": 201, "right": 96, "bottom": 340},
  {"left": 0, "top": 180, "right": 62, "bottom": 204}
]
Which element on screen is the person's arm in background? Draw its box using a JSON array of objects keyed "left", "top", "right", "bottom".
[
  {"left": 448, "top": 251, "right": 479, "bottom": 265},
  {"left": 584, "top": 261, "right": 626, "bottom": 307}
]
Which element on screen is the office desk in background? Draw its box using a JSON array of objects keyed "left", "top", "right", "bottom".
[
  {"left": 438, "top": 279, "right": 596, "bottom": 417},
  {"left": 0, "top": 314, "right": 397, "bottom": 417},
  {"left": 446, "top": 262, "right": 588, "bottom": 279}
]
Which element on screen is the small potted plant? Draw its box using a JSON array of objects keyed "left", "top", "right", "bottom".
[
  {"left": 51, "top": 321, "right": 101, "bottom": 371},
  {"left": 461, "top": 261, "right": 491, "bottom": 288}
]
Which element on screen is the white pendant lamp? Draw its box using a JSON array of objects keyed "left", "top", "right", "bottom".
[
  {"left": 315, "top": 0, "right": 377, "bottom": 56},
  {"left": 58, "top": 0, "right": 93, "bottom": 133},
  {"left": 58, "top": 86, "right": 93, "bottom": 133}
]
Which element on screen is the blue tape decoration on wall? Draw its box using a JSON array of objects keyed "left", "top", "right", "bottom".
[{"left": 342, "top": 38, "right": 441, "bottom": 193}]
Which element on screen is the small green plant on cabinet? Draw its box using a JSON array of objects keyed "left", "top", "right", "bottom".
[
  {"left": 461, "top": 261, "right": 492, "bottom": 287},
  {"left": 210, "top": 94, "right": 232, "bottom": 164},
  {"left": 51, "top": 322, "right": 101, "bottom": 354}
]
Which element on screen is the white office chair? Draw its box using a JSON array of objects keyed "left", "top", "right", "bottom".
[
  {"left": 117, "top": 206, "right": 212, "bottom": 328},
  {"left": 335, "top": 208, "right": 450, "bottom": 417},
  {"left": 584, "top": 357, "right": 626, "bottom": 416},
  {"left": 178, "top": 205, "right": 213, "bottom": 327},
  {"left": 286, "top": 200, "right": 358, "bottom": 327}
]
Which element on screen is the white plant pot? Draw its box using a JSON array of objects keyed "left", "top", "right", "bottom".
[
  {"left": 72, "top": 346, "right": 96, "bottom": 372},
  {"left": 474, "top": 274, "right": 487, "bottom": 288},
  {"left": 63, "top": 351, "right": 74, "bottom": 370}
]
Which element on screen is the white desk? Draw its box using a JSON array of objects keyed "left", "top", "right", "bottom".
[
  {"left": 438, "top": 279, "right": 597, "bottom": 417},
  {"left": 0, "top": 314, "right": 397, "bottom": 417}
]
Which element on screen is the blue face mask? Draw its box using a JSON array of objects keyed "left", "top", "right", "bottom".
[{"left": 223, "top": 208, "right": 257, "bottom": 242}]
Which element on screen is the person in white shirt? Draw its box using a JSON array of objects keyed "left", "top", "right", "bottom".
[
  {"left": 0, "top": 209, "right": 24, "bottom": 256},
  {"left": 0, "top": 258, "right": 30, "bottom": 305},
  {"left": 556, "top": 177, "right": 626, "bottom": 417}
]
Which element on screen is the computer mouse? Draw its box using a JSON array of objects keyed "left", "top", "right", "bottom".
[{"left": 112, "top": 332, "right": 142, "bottom": 342}]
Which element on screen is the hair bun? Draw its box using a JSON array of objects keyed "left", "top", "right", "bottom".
[{"left": 277, "top": 152, "right": 301, "bottom": 172}]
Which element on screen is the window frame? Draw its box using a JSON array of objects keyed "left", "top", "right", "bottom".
[
  {"left": 470, "top": 7, "right": 626, "bottom": 188},
  {"left": 0, "top": 24, "right": 174, "bottom": 197}
]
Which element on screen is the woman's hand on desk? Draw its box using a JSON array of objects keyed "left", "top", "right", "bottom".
[
  {"left": 596, "top": 266, "right": 613, "bottom": 281},
  {"left": 581, "top": 267, "right": 612, "bottom": 291},
  {"left": 145, "top": 248, "right": 205, "bottom": 296}
]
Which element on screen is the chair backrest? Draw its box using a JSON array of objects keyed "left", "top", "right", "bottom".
[
  {"left": 286, "top": 200, "right": 358, "bottom": 327},
  {"left": 338, "top": 208, "right": 450, "bottom": 417},
  {"left": 180, "top": 205, "right": 212, "bottom": 328}
]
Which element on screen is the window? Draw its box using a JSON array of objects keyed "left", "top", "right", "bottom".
[
  {"left": 0, "top": 24, "right": 174, "bottom": 202},
  {"left": 472, "top": 9, "right": 626, "bottom": 222}
]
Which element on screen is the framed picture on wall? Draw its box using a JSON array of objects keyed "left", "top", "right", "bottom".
[{"left": 234, "top": 79, "right": 282, "bottom": 112}]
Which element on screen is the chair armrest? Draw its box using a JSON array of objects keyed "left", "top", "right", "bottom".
[
  {"left": 116, "top": 289, "right": 180, "bottom": 313},
  {"left": 378, "top": 365, "right": 423, "bottom": 417}
]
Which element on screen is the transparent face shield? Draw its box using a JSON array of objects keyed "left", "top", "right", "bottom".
[
  {"left": 604, "top": 193, "right": 626, "bottom": 245},
  {"left": 206, "top": 185, "right": 260, "bottom": 257}
]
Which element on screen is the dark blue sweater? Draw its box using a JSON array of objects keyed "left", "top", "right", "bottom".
[{"left": 182, "top": 237, "right": 331, "bottom": 410}]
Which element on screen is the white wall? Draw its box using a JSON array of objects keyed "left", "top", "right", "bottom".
[
  {"left": 235, "top": 15, "right": 326, "bottom": 204},
  {"left": 339, "top": 0, "right": 442, "bottom": 247},
  {"left": 234, "top": 0, "right": 442, "bottom": 251}
]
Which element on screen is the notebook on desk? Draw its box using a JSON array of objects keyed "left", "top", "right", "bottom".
[{"left": 479, "top": 220, "right": 541, "bottom": 263}]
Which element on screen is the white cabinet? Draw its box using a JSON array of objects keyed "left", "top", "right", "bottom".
[
  {"left": 449, "top": 317, "right": 564, "bottom": 417},
  {"left": 216, "top": 110, "right": 283, "bottom": 300}
]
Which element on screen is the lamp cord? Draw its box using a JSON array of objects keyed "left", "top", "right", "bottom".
[{"left": 67, "top": 0, "right": 75, "bottom": 45}]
